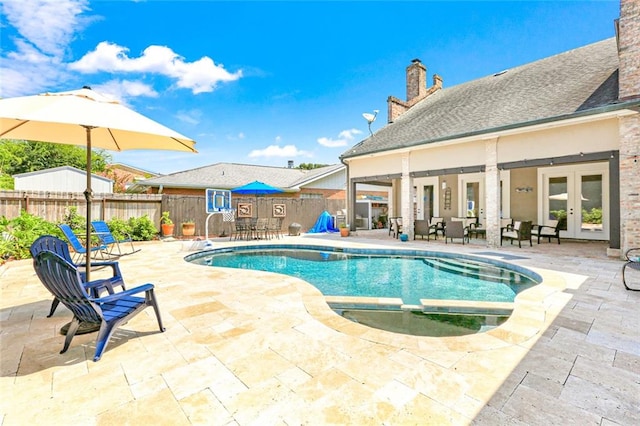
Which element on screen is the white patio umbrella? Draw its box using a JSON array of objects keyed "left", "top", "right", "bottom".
[
  {"left": 0, "top": 87, "right": 197, "bottom": 280},
  {"left": 549, "top": 193, "right": 589, "bottom": 201}
]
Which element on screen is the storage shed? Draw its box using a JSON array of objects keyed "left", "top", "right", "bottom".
[{"left": 13, "top": 166, "right": 113, "bottom": 193}]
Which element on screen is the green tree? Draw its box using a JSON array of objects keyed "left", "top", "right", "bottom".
[
  {"left": 297, "top": 163, "right": 329, "bottom": 170},
  {"left": 0, "top": 139, "right": 111, "bottom": 176}
]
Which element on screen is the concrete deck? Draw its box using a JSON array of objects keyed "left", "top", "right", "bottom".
[{"left": 1, "top": 231, "right": 638, "bottom": 425}]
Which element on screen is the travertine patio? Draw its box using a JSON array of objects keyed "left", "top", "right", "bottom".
[{"left": 1, "top": 231, "right": 638, "bottom": 425}]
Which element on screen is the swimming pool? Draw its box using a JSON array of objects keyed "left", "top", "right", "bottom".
[{"left": 186, "top": 245, "right": 540, "bottom": 306}]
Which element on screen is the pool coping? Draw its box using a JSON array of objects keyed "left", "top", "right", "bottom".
[{"left": 186, "top": 241, "right": 572, "bottom": 352}]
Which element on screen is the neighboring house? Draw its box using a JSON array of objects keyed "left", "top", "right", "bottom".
[
  {"left": 105, "top": 163, "right": 159, "bottom": 192},
  {"left": 13, "top": 166, "right": 113, "bottom": 193},
  {"left": 137, "top": 162, "right": 348, "bottom": 198},
  {"left": 341, "top": 0, "right": 639, "bottom": 256}
]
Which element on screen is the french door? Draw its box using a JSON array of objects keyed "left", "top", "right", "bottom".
[
  {"left": 458, "top": 172, "right": 511, "bottom": 223},
  {"left": 538, "top": 163, "right": 608, "bottom": 240}
]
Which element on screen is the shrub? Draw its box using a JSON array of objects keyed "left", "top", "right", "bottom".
[
  {"left": 105, "top": 216, "right": 157, "bottom": 241},
  {"left": 62, "top": 206, "right": 85, "bottom": 233},
  {"left": 582, "top": 207, "right": 602, "bottom": 224},
  {"left": 0, "top": 210, "right": 61, "bottom": 261},
  {"left": 106, "top": 217, "right": 131, "bottom": 241},
  {"left": 127, "top": 215, "right": 157, "bottom": 241}
]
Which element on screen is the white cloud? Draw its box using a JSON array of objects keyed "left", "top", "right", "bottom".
[
  {"left": 0, "top": 0, "right": 240, "bottom": 98},
  {"left": 248, "top": 144, "right": 313, "bottom": 159},
  {"left": 91, "top": 80, "right": 158, "bottom": 103},
  {"left": 69, "top": 42, "right": 242, "bottom": 94},
  {"left": 0, "top": 0, "right": 91, "bottom": 97},
  {"left": 317, "top": 128, "right": 363, "bottom": 148},
  {"left": 174, "top": 109, "right": 202, "bottom": 125},
  {"left": 1, "top": 0, "right": 92, "bottom": 57}
]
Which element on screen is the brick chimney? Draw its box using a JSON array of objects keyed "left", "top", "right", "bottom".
[
  {"left": 387, "top": 59, "right": 443, "bottom": 123},
  {"left": 406, "top": 59, "right": 427, "bottom": 102},
  {"left": 617, "top": 0, "right": 640, "bottom": 100}
]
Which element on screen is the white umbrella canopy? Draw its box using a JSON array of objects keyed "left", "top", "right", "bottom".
[
  {"left": 0, "top": 87, "right": 196, "bottom": 151},
  {"left": 549, "top": 193, "right": 589, "bottom": 201},
  {"left": 0, "top": 87, "right": 197, "bottom": 280}
]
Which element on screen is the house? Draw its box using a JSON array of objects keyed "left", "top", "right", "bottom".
[
  {"left": 13, "top": 166, "right": 113, "bottom": 193},
  {"left": 137, "top": 162, "right": 349, "bottom": 198},
  {"left": 341, "top": 0, "right": 639, "bottom": 256},
  {"left": 104, "top": 163, "right": 159, "bottom": 192}
]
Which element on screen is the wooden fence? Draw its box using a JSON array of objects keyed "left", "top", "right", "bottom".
[{"left": 0, "top": 190, "right": 346, "bottom": 237}]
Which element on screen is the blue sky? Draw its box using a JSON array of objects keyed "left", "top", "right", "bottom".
[{"left": 0, "top": 0, "right": 620, "bottom": 175}]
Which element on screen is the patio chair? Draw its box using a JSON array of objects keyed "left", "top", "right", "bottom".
[
  {"left": 33, "top": 250, "right": 165, "bottom": 361},
  {"left": 533, "top": 218, "right": 563, "bottom": 244},
  {"left": 267, "top": 217, "right": 283, "bottom": 239},
  {"left": 414, "top": 219, "right": 437, "bottom": 240},
  {"left": 59, "top": 223, "right": 107, "bottom": 262},
  {"left": 391, "top": 218, "right": 403, "bottom": 239},
  {"left": 91, "top": 220, "right": 140, "bottom": 257},
  {"left": 501, "top": 220, "right": 533, "bottom": 248},
  {"left": 444, "top": 220, "right": 469, "bottom": 244},
  {"left": 430, "top": 217, "right": 445, "bottom": 237},
  {"left": 30, "top": 235, "right": 126, "bottom": 317},
  {"left": 231, "top": 218, "right": 251, "bottom": 241},
  {"left": 622, "top": 248, "right": 640, "bottom": 291},
  {"left": 255, "top": 218, "right": 269, "bottom": 240}
]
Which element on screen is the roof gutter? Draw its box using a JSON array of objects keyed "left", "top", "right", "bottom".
[{"left": 341, "top": 99, "right": 640, "bottom": 161}]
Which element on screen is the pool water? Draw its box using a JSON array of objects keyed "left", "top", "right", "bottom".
[
  {"left": 188, "top": 247, "right": 539, "bottom": 306},
  {"left": 187, "top": 246, "right": 541, "bottom": 336}
]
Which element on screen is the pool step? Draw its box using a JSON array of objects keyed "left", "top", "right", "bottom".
[
  {"left": 422, "top": 258, "right": 526, "bottom": 284},
  {"left": 420, "top": 298, "right": 514, "bottom": 315}
]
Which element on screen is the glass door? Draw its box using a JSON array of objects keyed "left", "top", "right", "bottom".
[
  {"left": 458, "top": 171, "right": 511, "bottom": 226},
  {"left": 459, "top": 173, "right": 484, "bottom": 221},
  {"left": 539, "top": 163, "right": 608, "bottom": 240}
]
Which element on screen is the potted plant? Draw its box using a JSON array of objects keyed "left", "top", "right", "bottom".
[
  {"left": 160, "top": 211, "right": 175, "bottom": 237},
  {"left": 339, "top": 223, "right": 350, "bottom": 237},
  {"left": 182, "top": 219, "right": 195, "bottom": 237}
]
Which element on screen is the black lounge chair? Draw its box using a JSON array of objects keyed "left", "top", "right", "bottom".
[
  {"left": 623, "top": 248, "right": 640, "bottom": 291},
  {"left": 33, "top": 251, "right": 165, "bottom": 361},
  {"left": 30, "top": 235, "right": 126, "bottom": 317}
]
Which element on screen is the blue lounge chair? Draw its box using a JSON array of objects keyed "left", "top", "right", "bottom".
[
  {"left": 33, "top": 250, "right": 165, "bottom": 361},
  {"left": 91, "top": 220, "right": 140, "bottom": 257},
  {"left": 59, "top": 223, "right": 107, "bottom": 262},
  {"left": 30, "top": 235, "right": 126, "bottom": 317}
]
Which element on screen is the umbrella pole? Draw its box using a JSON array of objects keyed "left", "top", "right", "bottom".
[{"left": 83, "top": 126, "right": 95, "bottom": 282}]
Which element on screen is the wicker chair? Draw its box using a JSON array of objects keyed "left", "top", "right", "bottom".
[
  {"left": 444, "top": 220, "right": 469, "bottom": 244},
  {"left": 501, "top": 220, "right": 533, "bottom": 248}
]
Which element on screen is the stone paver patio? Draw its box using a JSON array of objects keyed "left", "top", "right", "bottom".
[{"left": 1, "top": 231, "right": 638, "bottom": 425}]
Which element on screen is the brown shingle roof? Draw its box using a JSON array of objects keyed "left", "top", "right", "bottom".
[
  {"left": 138, "top": 162, "right": 344, "bottom": 190},
  {"left": 342, "top": 38, "right": 620, "bottom": 159}
]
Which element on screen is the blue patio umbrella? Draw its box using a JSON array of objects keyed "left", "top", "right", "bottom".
[
  {"left": 231, "top": 180, "right": 283, "bottom": 195},
  {"left": 231, "top": 181, "right": 284, "bottom": 218}
]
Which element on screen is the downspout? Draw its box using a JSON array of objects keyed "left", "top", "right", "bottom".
[{"left": 340, "top": 156, "right": 354, "bottom": 231}]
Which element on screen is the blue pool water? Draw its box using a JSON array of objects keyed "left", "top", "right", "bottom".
[{"left": 186, "top": 246, "right": 540, "bottom": 306}]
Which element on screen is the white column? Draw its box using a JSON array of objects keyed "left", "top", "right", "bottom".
[
  {"left": 401, "top": 153, "right": 414, "bottom": 239},
  {"left": 485, "top": 138, "right": 500, "bottom": 248}
]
